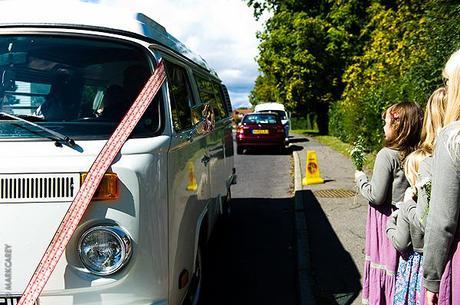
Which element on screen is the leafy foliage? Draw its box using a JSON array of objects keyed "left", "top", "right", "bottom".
[
  {"left": 248, "top": 0, "right": 460, "bottom": 145},
  {"left": 329, "top": 0, "right": 460, "bottom": 149},
  {"left": 249, "top": 0, "right": 368, "bottom": 134}
]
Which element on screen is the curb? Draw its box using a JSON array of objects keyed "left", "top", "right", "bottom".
[{"left": 293, "top": 151, "right": 316, "bottom": 305}]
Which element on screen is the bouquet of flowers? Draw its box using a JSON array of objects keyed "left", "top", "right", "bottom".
[
  {"left": 349, "top": 136, "right": 366, "bottom": 171},
  {"left": 421, "top": 180, "right": 432, "bottom": 203},
  {"left": 420, "top": 180, "right": 432, "bottom": 223}
]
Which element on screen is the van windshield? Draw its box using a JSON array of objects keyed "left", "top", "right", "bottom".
[
  {"left": 258, "top": 110, "right": 287, "bottom": 120},
  {"left": 0, "top": 35, "right": 162, "bottom": 140}
]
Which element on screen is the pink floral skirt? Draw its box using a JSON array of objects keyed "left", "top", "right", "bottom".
[{"left": 362, "top": 204, "right": 399, "bottom": 305}]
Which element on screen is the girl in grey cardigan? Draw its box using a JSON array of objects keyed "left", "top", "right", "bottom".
[
  {"left": 423, "top": 48, "right": 460, "bottom": 305},
  {"left": 355, "top": 102, "right": 423, "bottom": 305},
  {"left": 385, "top": 87, "right": 447, "bottom": 305},
  {"left": 423, "top": 123, "right": 460, "bottom": 305},
  {"left": 386, "top": 149, "right": 429, "bottom": 305},
  {"left": 386, "top": 149, "right": 429, "bottom": 253}
]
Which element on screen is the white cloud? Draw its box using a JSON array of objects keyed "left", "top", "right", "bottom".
[
  {"left": 94, "top": 0, "right": 265, "bottom": 108},
  {"left": 229, "top": 89, "right": 253, "bottom": 109}
]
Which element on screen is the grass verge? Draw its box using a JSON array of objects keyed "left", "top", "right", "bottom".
[
  {"left": 290, "top": 129, "right": 319, "bottom": 135},
  {"left": 291, "top": 132, "right": 377, "bottom": 171},
  {"left": 314, "top": 136, "right": 377, "bottom": 171}
]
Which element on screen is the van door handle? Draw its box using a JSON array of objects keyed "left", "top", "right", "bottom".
[{"left": 201, "top": 155, "right": 210, "bottom": 166}]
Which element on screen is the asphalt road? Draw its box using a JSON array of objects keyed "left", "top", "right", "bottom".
[{"left": 198, "top": 145, "right": 297, "bottom": 305}]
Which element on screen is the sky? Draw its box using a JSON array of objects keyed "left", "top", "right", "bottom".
[{"left": 86, "top": 0, "right": 266, "bottom": 108}]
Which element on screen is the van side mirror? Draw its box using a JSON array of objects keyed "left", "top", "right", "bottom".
[
  {"left": 1, "top": 70, "right": 16, "bottom": 91},
  {"left": 186, "top": 104, "right": 215, "bottom": 142}
]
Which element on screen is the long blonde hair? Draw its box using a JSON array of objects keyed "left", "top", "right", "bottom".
[
  {"left": 404, "top": 149, "right": 430, "bottom": 189},
  {"left": 419, "top": 87, "right": 447, "bottom": 155},
  {"left": 442, "top": 50, "right": 460, "bottom": 161},
  {"left": 443, "top": 49, "right": 460, "bottom": 125}
]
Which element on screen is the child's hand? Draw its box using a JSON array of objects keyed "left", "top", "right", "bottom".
[
  {"left": 404, "top": 187, "right": 416, "bottom": 202},
  {"left": 386, "top": 210, "right": 398, "bottom": 229},
  {"left": 426, "top": 291, "right": 438, "bottom": 305},
  {"left": 390, "top": 209, "right": 399, "bottom": 220},
  {"left": 354, "top": 170, "right": 365, "bottom": 182}
]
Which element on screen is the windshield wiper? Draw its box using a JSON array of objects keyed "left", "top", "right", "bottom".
[{"left": 0, "top": 112, "right": 77, "bottom": 148}]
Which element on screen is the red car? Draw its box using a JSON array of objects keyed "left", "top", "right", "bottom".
[{"left": 236, "top": 112, "right": 286, "bottom": 154}]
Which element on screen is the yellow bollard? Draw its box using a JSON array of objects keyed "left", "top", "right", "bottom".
[
  {"left": 302, "top": 150, "right": 324, "bottom": 186},
  {"left": 186, "top": 162, "right": 198, "bottom": 191}
]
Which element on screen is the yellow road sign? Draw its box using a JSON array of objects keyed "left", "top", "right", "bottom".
[{"left": 302, "top": 150, "right": 324, "bottom": 186}]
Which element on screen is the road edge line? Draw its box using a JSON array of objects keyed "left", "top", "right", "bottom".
[{"left": 293, "top": 151, "right": 316, "bottom": 305}]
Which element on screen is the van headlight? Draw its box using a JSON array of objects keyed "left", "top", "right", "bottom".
[{"left": 78, "top": 226, "right": 132, "bottom": 276}]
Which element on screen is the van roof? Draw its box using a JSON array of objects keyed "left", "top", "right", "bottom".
[
  {"left": 254, "top": 103, "right": 286, "bottom": 112},
  {"left": 0, "top": 0, "right": 216, "bottom": 75}
]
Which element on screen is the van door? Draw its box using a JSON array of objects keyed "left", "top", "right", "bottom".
[
  {"left": 218, "top": 84, "right": 235, "bottom": 186},
  {"left": 164, "top": 60, "right": 211, "bottom": 305},
  {"left": 193, "top": 74, "right": 228, "bottom": 229}
]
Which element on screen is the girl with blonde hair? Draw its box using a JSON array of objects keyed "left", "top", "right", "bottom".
[
  {"left": 420, "top": 87, "right": 448, "bottom": 155},
  {"left": 355, "top": 101, "right": 423, "bottom": 305},
  {"left": 423, "top": 49, "right": 460, "bottom": 305},
  {"left": 386, "top": 87, "right": 447, "bottom": 305}
]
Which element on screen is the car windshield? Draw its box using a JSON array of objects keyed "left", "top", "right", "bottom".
[
  {"left": 0, "top": 35, "right": 162, "bottom": 140},
  {"left": 243, "top": 114, "right": 279, "bottom": 124}
]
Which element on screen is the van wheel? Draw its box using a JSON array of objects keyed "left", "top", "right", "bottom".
[
  {"left": 221, "top": 187, "right": 232, "bottom": 219},
  {"left": 185, "top": 246, "right": 203, "bottom": 305},
  {"left": 237, "top": 146, "right": 244, "bottom": 154}
]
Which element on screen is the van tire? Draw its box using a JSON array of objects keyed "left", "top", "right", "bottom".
[
  {"left": 237, "top": 146, "right": 244, "bottom": 154},
  {"left": 222, "top": 187, "right": 232, "bottom": 219},
  {"left": 184, "top": 245, "right": 203, "bottom": 305}
]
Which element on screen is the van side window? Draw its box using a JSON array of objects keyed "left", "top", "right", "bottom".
[
  {"left": 195, "top": 74, "right": 225, "bottom": 120},
  {"left": 165, "top": 62, "right": 194, "bottom": 132},
  {"left": 195, "top": 75, "right": 215, "bottom": 103},
  {"left": 220, "top": 84, "right": 233, "bottom": 115},
  {"left": 212, "top": 81, "right": 227, "bottom": 118}
]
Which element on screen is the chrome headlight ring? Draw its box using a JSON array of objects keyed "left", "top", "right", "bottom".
[{"left": 78, "top": 225, "right": 132, "bottom": 276}]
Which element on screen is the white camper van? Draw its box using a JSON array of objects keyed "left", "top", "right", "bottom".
[
  {"left": 254, "top": 102, "right": 290, "bottom": 137},
  {"left": 0, "top": 2, "right": 235, "bottom": 305}
]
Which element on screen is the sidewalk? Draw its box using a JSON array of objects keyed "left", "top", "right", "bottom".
[{"left": 292, "top": 133, "right": 368, "bottom": 305}]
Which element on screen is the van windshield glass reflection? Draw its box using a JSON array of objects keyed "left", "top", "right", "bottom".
[{"left": 0, "top": 35, "right": 161, "bottom": 139}]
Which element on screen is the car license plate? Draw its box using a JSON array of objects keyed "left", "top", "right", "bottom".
[
  {"left": 252, "top": 129, "right": 268, "bottom": 134},
  {"left": 0, "top": 296, "right": 37, "bottom": 305}
]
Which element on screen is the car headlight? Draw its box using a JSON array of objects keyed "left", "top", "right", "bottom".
[{"left": 78, "top": 226, "right": 132, "bottom": 276}]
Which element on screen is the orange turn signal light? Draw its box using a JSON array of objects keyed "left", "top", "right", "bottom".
[{"left": 80, "top": 173, "right": 119, "bottom": 201}]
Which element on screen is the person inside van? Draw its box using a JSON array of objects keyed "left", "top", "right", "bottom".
[
  {"left": 122, "top": 64, "right": 150, "bottom": 104},
  {"left": 35, "top": 67, "right": 82, "bottom": 121},
  {"left": 97, "top": 84, "right": 129, "bottom": 121}
]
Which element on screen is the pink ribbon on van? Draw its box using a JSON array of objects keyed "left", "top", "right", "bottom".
[{"left": 18, "top": 61, "right": 166, "bottom": 305}]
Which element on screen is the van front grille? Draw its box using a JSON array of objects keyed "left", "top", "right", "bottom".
[{"left": 0, "top": 174, "right": 80, "bottom": 203}]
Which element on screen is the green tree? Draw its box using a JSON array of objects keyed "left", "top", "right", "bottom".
[
  {"left": 331, "top": 0, "right": 460, "bottom": 149},
  {"left": 249, "top": 73, "right": 279, "bottom": 105},
  {"left": 249, "top": 0, "right": 460, "bottom": 148},
  {"left": 247, "top": 0, "right": 331, "bottom": 20},
  {"left": 248, "top": 0, "right": 368, "bottom": 134}
]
